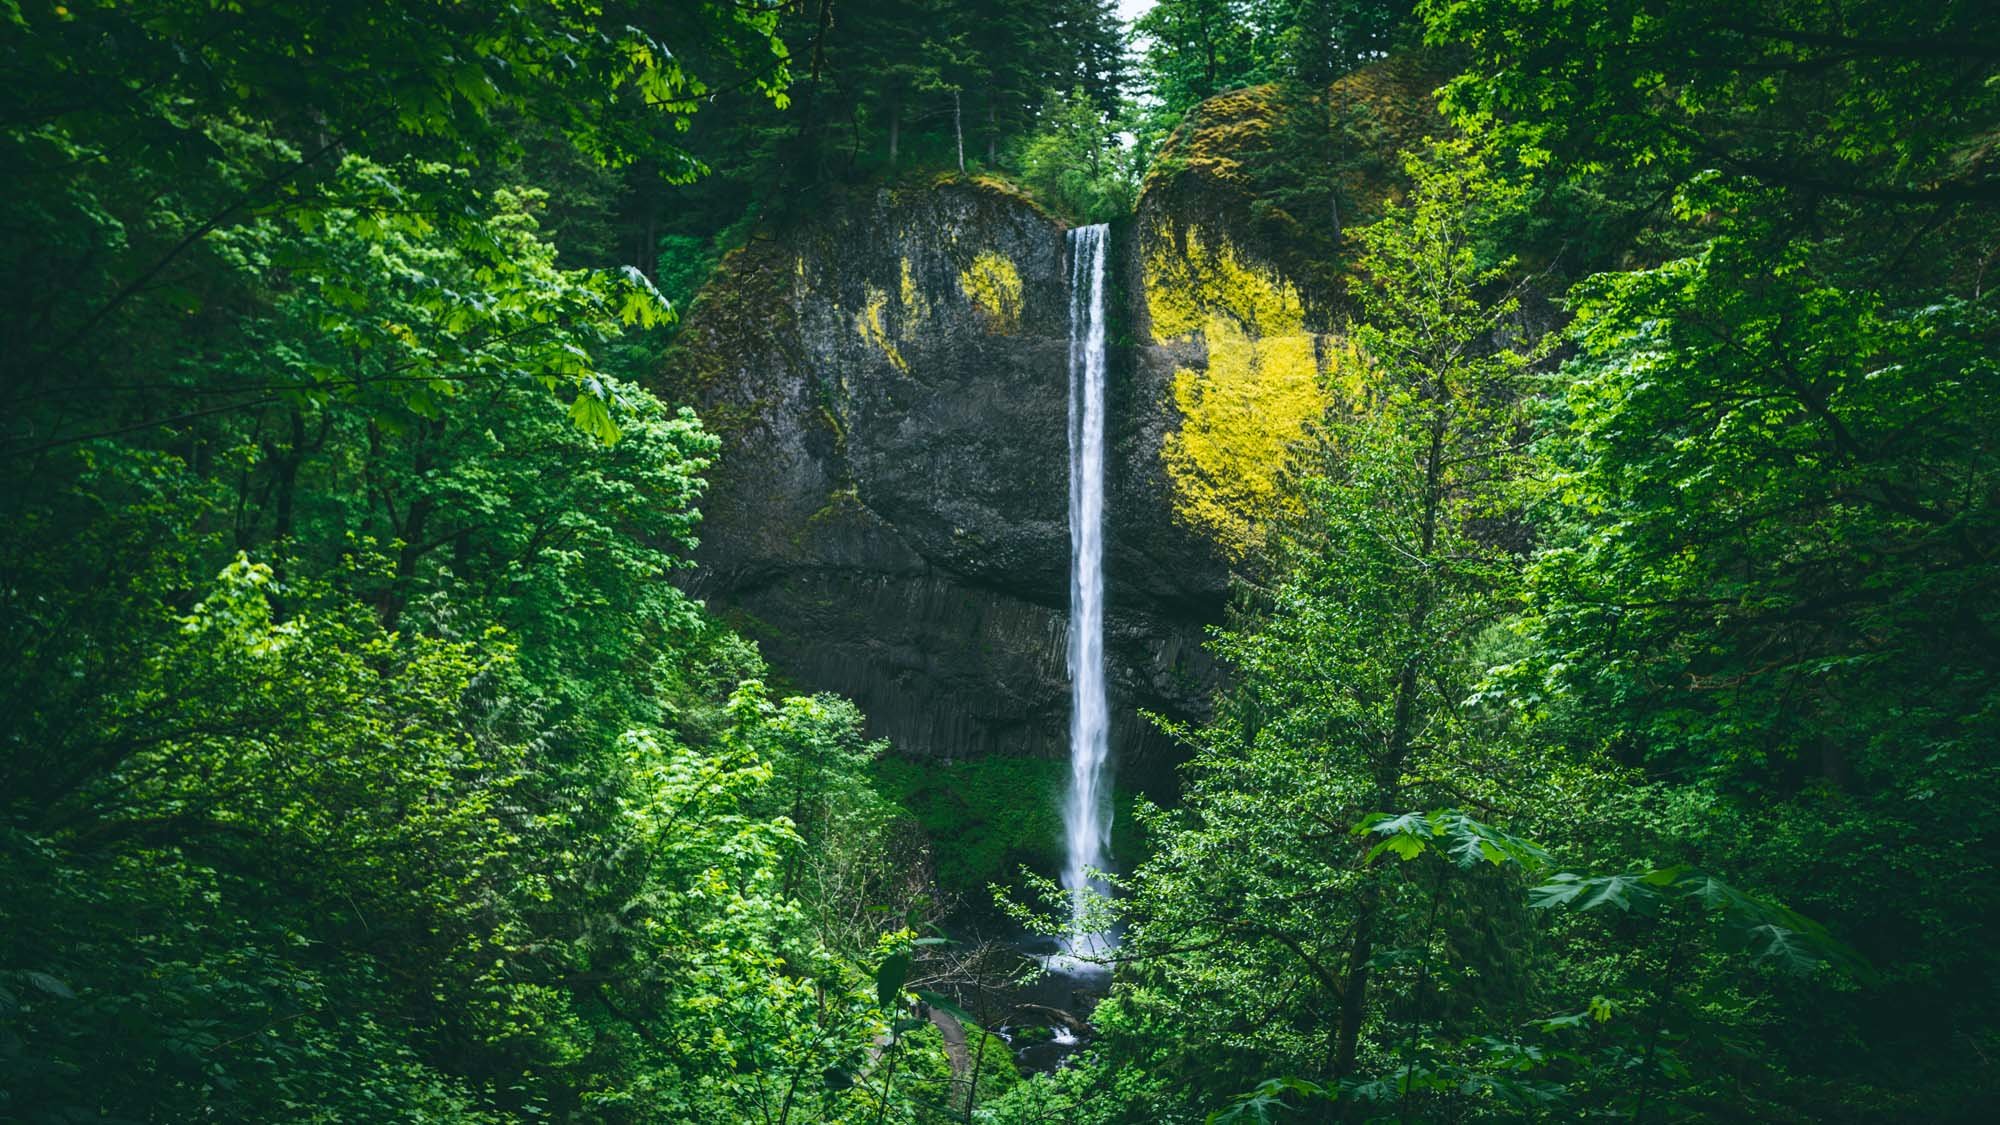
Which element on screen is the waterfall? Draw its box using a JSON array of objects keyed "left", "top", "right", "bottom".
[{"left": 1061, "top": 223, "right": 1113, "bottom": 967}]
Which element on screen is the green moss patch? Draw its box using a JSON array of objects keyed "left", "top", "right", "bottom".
[
  {"left": 875, "top": 756, "right": 1066, "bottom": 897},
  {"left": 874, "top": 755, "right": 1150, "bottom": 901}
]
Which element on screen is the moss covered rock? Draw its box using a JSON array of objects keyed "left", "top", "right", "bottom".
[{"left": 1132, "top": 57, "right": 1443, "bottom": 554}]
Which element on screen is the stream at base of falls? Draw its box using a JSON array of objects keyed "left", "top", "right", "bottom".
[{"left": 931, "top": 932, "right": 1113, "bottom": 1074}]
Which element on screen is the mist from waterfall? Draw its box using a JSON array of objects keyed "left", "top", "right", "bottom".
[{"left": 1061, "top": 223, "right": 1113, "bottom": 967}]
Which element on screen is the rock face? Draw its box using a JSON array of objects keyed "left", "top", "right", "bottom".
[
  {"left": 664, "top": 180, "right": 1228, "bottom": 770},
  {"left": 661, "top": 62, "right": 1442, "bottom": 772}
]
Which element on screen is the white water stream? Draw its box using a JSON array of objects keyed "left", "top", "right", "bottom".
[{"left": 1059, "top": 224, "right": 1113, "bottom": 969}]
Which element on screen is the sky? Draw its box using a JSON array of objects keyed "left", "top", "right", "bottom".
[{"left": 1117, "top": 0, "right": 1156, "bottom": 28}]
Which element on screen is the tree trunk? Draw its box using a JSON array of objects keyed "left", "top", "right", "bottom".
[
  {"left": 987, "top": 98, "right": 997, "bottom": 165},
  {"left": 783, "top": 0, "right": 837, "bottom": 184},
  {"left": 271, "top": 408, "right": 304, "bottom": 544},
  {"left": 953, "top": 89, "right": 965, "bottom": 173},
  {"left": 380, "top": 420, "right": 440, "bottom": 627},
  {"left": 1200, "top": 15, "right": 1216, "bottom": 94},
  {"left": 1332, "top": 883, "right": 1379, "bottom": 1085},
  {"left": 889, "top": 101, "right": 900, "bottom": 165},
  {"left": 641, "top": 178, "right": 658, "bottom": 282},
  {"left": 1332, "top": 415, "right": 1450, "bottom": 1090},
  {"left": 1200, "top": 13, "right": 1218, "bottom": 94},
  {"left": 1327, "top": 99, "right": 1343, "bottom": 244}
]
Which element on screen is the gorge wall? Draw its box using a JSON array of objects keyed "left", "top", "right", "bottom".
[{"left": 661, "top": 62, "right": 1439, "bottom": 773}]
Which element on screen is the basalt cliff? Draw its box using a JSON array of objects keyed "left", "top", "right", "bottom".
[{"left": 660, "top": 61, "right": 1439, "bottom": 773}]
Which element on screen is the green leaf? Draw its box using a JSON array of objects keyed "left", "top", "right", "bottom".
[
  {"left": 1356, "top": 811, "right": 1431, "bottom": 838},
  {"left": 1358, "top": 810, "right": 1436, "bottom": 863},
  {"left": 1207, "top": 1076, "right": 1330, "bottom": 1124},
  {"left": 1576, "top": 874, "right": 1654, "bottom": 912},
  {"left": 875, "top": 951, "right": 911, "bottom": 1009},
  {"left": 1532, "top": 872, "right": 1656, "bottom": 913},
  {"left": 568, "top": 390, "right": 622, "bottom": 444},
  {"left": 916, "top": 989, "right": 975, "bottom": 1025},
  {"left": 24, "top": 971, "right": 73, "bottom": 999},
  {"left": 1366, "top": 832, "right": 1429, "bottom": 863},
  {"left": 1438, "top": 812, "right": 1553, "bottom": 871},
  {"left": 1743, "top": 924, "right": 1820, "bottom": 974},
  {"left": 1528, "top": 872, "right": 1585, "bottom": 909}
]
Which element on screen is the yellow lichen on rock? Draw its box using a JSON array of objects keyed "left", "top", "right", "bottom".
[
  {"left": 852, "top": 258, "right": 930, "bottom": 375},
  {"left": 1149, "top": 223, "right": 1337, "bottom": 555},
  {"left": 1145, "top": 224, "right": 1309, "bottom": 341},
  {"left": 855, "top": 286, "right": 908, "bottom": 374},
  {"left": 957, "top": 250, "right": 1023, "bottom": 334}
]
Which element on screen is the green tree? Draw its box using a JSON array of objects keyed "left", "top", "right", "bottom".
[
  {"left": 1425, "top": 0, "right": 2000, "bottom": 210},
  {"left": 1059, "top": 141, "right": 1548, "bottom": 1121},
  {"left": 1, "top": 0, "right": 792, "bottom": 456},
  {"left": 1134, "top": 0, "right": 1414, "bottom": 144},
  {"left": 1016, "top": 86, "right": 1141, "bottom": 221},
  {"left": 1509, "top": 184, "right": 2000, "bottom": 1116},
  {"left": 1429, "top": 0, "right": 2000, "bottom": 1113},
  {"left": 0, "top": 3, "right": 948, "bottom": 1120},
  {"left": 1135, "top": 0, "right": 1269, "bottom": 122}
]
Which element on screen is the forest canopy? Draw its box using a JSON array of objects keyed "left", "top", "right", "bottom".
[{"left": 2, "top": 1, "right": 1995, "bottom": 1122}]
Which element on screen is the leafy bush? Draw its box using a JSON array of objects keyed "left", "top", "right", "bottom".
[{"left": 1013, "top": 87, "right": 1140, "bottom": 223}]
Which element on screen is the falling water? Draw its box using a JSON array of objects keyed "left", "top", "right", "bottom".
[{"left": 1060, "top": 223, "right": 1113, "bottom": 968}]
